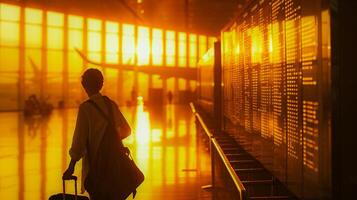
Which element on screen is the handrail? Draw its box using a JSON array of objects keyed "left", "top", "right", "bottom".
[
  {"left": 190, "top": 102, "right": 247, "bottom": 200},
  {"left": 211, "top": 138, "right": 247, "bottom": 200},
  {"left": 190, "top": 102, "right": 213, "bottom": 138},
  {"left": 189, "top": 102, "right": 196, "bottom": 114},
  {"left": 195, "top": 113, "right": 214, "bottom": 139}
]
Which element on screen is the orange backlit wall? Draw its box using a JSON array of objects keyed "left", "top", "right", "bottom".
[{"left": 0, "top": 3, "right": 216, "bottom": 110}]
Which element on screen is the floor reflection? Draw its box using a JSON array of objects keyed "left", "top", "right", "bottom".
[{"left": 0, "top": 104, "right": 212, "bottom": 199}]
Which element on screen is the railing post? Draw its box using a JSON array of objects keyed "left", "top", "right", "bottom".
[{"left": 210, "top": 137, "right": 215, "bottom": 189}]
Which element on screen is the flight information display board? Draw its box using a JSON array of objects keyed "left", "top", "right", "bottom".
[{"left": 221, "top": 0, "right": 331, "bottom": 198}]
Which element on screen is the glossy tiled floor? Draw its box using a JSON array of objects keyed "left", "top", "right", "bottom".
[{"left": 0, "top": 103, "right": 212, "bottom": 200}]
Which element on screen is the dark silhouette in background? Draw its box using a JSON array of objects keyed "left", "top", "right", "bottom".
[
  {"left": 167, "top": 91, "right": 173, "bottom": 104},
  {"left": 24, "top": 94, "right": 53, "bottom": 117},
  {"left": 130, "top": 87, "right": 137, "bottom": 106}
]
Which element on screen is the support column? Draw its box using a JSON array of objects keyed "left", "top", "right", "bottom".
[
  {"left": 81, "top": 18, "right": 88, "bottom": 100},
  {"left": 134, "top": 25, "right": 138, "bottom": 96},
  {"left": 62, "top": 14, "right": 69, "bottom": 108},
  {"left": 148, "top": 27, "right": 153, "bottom": 105},
  {"left": 186, "top": 33, "right": 191, "bottom": 90},
  {"left": 101, "top": 20, "right": 106, "bottom": 93},
  {"left": 163, "top": 29, "right": 167, "bottom": 105},
  {"left": 186, "top": 32, "right": 190, "bottom": 91},
  {"left": 40, "top": 10, "right": 47, "bottom": 100},
  {"left": 174, "top": 31, "right": 179, "bottom": 100},
  {"left": 148, "top": 27, "right": 153, "bottom": 89},
  {"left": 117, "top": 23, "right": 123, "bottom": 105},
  {"left": 18, "top": 7, "right": 25, "bottom": 110}
]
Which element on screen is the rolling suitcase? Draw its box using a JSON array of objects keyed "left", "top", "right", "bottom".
[{"left": 49, "top": 175, "right": 89, "bottom": 200}]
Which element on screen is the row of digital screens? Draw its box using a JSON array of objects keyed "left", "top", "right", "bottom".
[{"left": 196, "top": 0, "right": 330, "bottom": 198}]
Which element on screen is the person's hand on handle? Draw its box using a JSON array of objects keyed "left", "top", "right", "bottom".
[{"left": 62, "top": 159, "right": 76, "bottom": 180}]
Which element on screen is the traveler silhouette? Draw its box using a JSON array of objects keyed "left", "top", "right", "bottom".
[
  {"left": 167, "top": 90, "right": 173, "bottom": 104},
  {"left": 63, "top": 68, "right": 143, "bottom": 200}
]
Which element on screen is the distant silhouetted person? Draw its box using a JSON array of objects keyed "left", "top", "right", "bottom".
[
  {"left": 58, "top": 100, "right": 65, "bottom": 109},
  {"left": 167, "top": 91, "right": 173, "bottom": 104},
  {"left": 24, "top": 94, "right": 40, "bottom": 116},
  {"left": 131, "top": 87, "right": 137, "bottom": 106},
  {"left": 63, "top": 68, "right": 132, "bottom": 199}
]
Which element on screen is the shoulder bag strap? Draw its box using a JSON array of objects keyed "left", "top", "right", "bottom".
[
  {"left": 103, "top": 96, "right": 128, "bottom": 128},
  {"left": 102, "top": 96, "right": 127, "bottom": 150},
  {"left": 86, "top": 99, "right": 112, "bottom": 123},
  {"left": 85, "top": 98, "right": 112, "bottom": 167},
  {"left": 102, "top": 96, "right": 115, "bottom": 124}
]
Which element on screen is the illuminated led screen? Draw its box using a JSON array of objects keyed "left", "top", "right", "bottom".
[{"left": 221, "top": 0, "right": 331, "bottom": 198}]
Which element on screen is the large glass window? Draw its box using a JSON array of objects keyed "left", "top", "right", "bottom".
[
  {"left": 152, "top": 28, "right": 163, "bottom": 66},
  {"left": 0, "top": 3, "right": 213, "bottom": 110},
  {"left": 137, "top": 26, "right": 150, "bottom": 66},
  {"left": 137, "top": 26, "right": 150, "bottom": 99},
  {"left": 68, "top": 15, "right": 84, "bottom": 107},
  {"left": 105, "top": 21, "right": 119, "bottom": 102},
  {"left": 87, "top": 18, "right": 102, "bottom": 66},
  {"left": 24, "top": 8, "right": 43, "bottom": 106},
  {"left": 189, "top": 34, "right": 197, "bottom": 67},
  {"left": 208, "top": 36, "right": 216, "bottom": 49},
  {"left": 165, "top": 30, "right": 175, "bottom": 66},
  {"left": 178, "top": 32, "right": 187, "bottom": 67},
  {"left": 151, "top": 28, "right": 163, "bottom": 90},
  {"left": 0, "top": 3, "right": 20, "bottom": 110},
  {"left": 105, "top": 21, "right": 119, "bottom": 63},
  {"left": 199, "top": 35, "right": 207, "bottom": 58},
  {"left": 122, "top": 24, "right": 135, "bottom": 65},
  {"left": 178, "top": 32, "right": 187, "bottom": 90},
  {"left": 46, "top": 11, "right": 64, "bottom": 106}
]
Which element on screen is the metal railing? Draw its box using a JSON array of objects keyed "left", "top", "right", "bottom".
[
  {"left": 190, "top": 102, "right": 247, "bottom": 200},
  {"left": 211, "top": 138, "right": 247, "bottom": 199}
]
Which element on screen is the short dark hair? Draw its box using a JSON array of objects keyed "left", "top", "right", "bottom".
[{"left": 81, "top": 68, "right": 103, "bottom": 93}]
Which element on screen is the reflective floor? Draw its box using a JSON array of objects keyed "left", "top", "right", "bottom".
[{"left": 0, "top": 103, "right": 212, "bottom": 200}]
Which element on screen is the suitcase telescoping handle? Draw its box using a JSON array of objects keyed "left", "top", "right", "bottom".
[{"left": 62, "top": 175, "right": 77, "bottom": 200}]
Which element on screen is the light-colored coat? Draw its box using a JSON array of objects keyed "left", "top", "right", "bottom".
[{"left": 69, "top": 93, "right": 129, "bottom": 193}]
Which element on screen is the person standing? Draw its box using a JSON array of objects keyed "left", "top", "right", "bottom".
[{"left": 63, "top": 68, "right": 131, "bottom": 199}]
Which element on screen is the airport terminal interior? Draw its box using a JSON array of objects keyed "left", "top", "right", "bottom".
[{"left": 1, "top": 0, "right": 357, "bottom": 199}]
